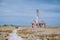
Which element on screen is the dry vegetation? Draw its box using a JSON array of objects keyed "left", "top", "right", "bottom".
[{"left": 0, "top": 26, "right": 60, "bottom": 40}]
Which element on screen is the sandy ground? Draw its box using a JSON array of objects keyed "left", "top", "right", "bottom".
[{"left": 0, "top": 26, "right": 60, "bottom": 40}]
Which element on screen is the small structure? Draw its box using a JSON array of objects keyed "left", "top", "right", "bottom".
[
  {"left": 32, "top": 9, "right": 46, "bottom": 28},
  {"left": 39, "top": 20, "right": 46, "bottom": 28}
]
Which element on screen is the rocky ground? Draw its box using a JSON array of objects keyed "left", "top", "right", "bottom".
[{"left": 0, "top": 26, "right": 60, "bottom": 40}]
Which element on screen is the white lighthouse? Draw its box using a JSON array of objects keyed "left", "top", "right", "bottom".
[
  {"left": 35, "top": 9, "right": 39, "bottom": 24},
  {"left": 32, "top": 9, "right": 46, "bottom": 28},
  {"left": 32, "top": 9, "right": 39, "bottom": 28}
]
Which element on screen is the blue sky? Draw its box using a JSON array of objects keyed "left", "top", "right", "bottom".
[{"left": 0, "top": 0, "right": 60, "bottom": 26}]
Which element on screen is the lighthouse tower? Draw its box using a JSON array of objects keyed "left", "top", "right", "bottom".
[
  {"left": 35, "top": 9, "right": 39, "bottom": 24},
  {"left": 35, "top": 9, "right": 39, "bottom": 27},
  {"left": 32, "top": 9, "right": 39, "bottom": 28}
]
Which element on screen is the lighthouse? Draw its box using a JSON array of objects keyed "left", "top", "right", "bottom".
[
  {"left": 32, "top": 9, "right": 39, "bottom": 28},
  {"left": 35, "top": 9, "right": 39, "bottom": 24},
  {"left": 32, "top": 9, "right": 46, "bottom": 28}
]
